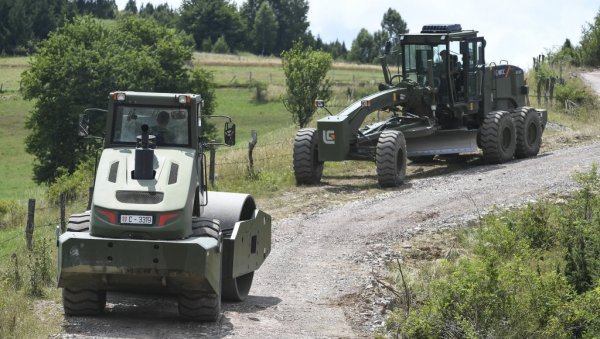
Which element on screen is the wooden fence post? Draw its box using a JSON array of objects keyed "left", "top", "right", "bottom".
[
  {"left": 60, "top": 193, "right": 66, "bottom": 233},
  {"left": 87, "top": 187, "right": 93, "bottom": 210},
  {"left": 25, "top": 199, "right": 35, "bottom": 251},
  {"left": 248, "top": 130, "right": 257, "bottom": 176}
]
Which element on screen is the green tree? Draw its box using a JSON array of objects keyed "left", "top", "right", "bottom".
[
  {"left": 138, "top": 3, "right": 178, "bottom": 27},
  {"left": 372, "top": 30, "right": 389, "bottom": 61},
  {"left": 348, "top": 28, "right": 375, "bottom": 63},
  {"left": 0, "top": 0, "right": 75, "bottom": 54},
  {"left": 180, "top": 0, "right": 244, "bottom": 52},
  {"left": 241, "top": 0, "right": 309, "bottom": 54},
  {"left": 139, "top": 2, "right": 154, "bottom": 15},
  {"left": 282, "top": 41, "right": 332, "bottom": 128},
  {"left": 124, "top": 0, "right": 137, "bottom": 14},
  {"left": 580, "top": 8, "right": 600, "bottom": 67},
  {"left": 272, "top": 0, "right": 309, "bottom": 54},
  {"left": 75, "top": 0, "right": 116, "bottom": 18},
  {"left": 21, "top": 16, "right": 215, "bottom": 183},
  {"left": 381, "top": 8, "right": 408, "bottom": 37},
  {"left": 253, "top": 1, "right": 278, "bottom": 55},
  {"left": 212, "top": 35, "right": 230, "bottom": 54}
]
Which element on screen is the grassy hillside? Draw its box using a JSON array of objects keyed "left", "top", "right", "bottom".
[
  {"left": 0, "top": 57, "right": 37, "bottom": 199},
  {"left": 0, "top": 52, "right": 381, "bottom": 201}
]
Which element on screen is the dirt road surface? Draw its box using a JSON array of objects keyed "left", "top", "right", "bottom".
[
  {"left": 58, "top": 74, "right": 600, "bottom": 338},
  {"left": 582, "top": 71, "right": 600, "bottom": 96},
  {"left": 57, "top": 141, "right": 599, "bottom": 338}
]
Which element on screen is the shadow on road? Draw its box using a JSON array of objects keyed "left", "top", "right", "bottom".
[{"left": 62, "top": 292, "right": 281, "bottom": 338}]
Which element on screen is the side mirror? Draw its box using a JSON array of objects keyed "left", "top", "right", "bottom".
[
  {"left": 384, "top": 40, "right": 392, "bottom": 55},
  {"left": 78, "top": 114, "right": 90, "bottom": 137},
  {"left": 81, "top": 108, "right": 108, "bottom": 137},
  {"left": 224, "top": 122, "right": 236, "bottom": 146}
]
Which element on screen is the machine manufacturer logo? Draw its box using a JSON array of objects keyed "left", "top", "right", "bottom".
[{"left": 323, "top": 130, "right": 336, "bottom": 144}]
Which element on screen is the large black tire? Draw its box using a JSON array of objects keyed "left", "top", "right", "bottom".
[
  {"left": 222, "top": 272, "right": 254, "bottom": 301},
  {"left": 66, "top": 211, "right": 90, "bottom": 232},
  {"left": 178, "top": 290, "right": 220, "bottom": 321},
  {"left": 191, "top": 217, "right": 220, "bottom": 239},
  {"left": 511, "top": 107, "right": 542, "bottom": 158},
  {"left": 62, "top": 287, "right": 106, "bottom": 316},
  {"left": 479, "top": 111, "right": 516, "bottom": 164},
  {"left": 293, "top": 128, "right": 323, "bottom": 185},
  {"left": 408, "top": 155, "right": 435, "bottom": 163},
  {"left": 376, "top": 130, "right": 407, "bottom": 187}
]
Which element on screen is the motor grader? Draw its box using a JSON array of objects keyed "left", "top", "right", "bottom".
[
  {"left": 293, "top": 24, "right": 547, "bottom": 187},
  {"left": 56, "top": 91, "right": 271, "bottom": 321}
]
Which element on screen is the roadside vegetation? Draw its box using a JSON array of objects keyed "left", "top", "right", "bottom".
[{"left": 382, "top": 166, "right": 600, "bottom": 338}]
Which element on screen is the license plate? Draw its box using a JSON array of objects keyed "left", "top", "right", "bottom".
[{"left": 120, "top": 215, "right": 153, "bottom": 225}]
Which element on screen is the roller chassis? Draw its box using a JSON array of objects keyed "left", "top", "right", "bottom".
[{"left": 57, "top": 91, "right": 271, "bottom": 321}]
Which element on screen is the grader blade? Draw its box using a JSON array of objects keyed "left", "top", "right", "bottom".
[{"left": 406, "top": 129, "right": 478, "bottom": 156}]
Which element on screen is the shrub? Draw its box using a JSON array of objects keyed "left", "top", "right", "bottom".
[
  {"left": 212, "top": 35, "right": 230, "bottom": 54},
  {"left": 0, "top": 199, "right": 26, "bottom": 229},
  {"left": 562, "top": 165, "right": 600, "bottom": 294},
  {"left": 385, "top": 166, "right": 600, "bottom": 338},
  {"left": 555, "top": 78, "right": 597, "bottom": 106},
  {"left": 46, "top": 157, "right": 95, "bottom": 205}
]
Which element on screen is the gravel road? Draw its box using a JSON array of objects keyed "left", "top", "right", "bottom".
[{"left": 59, "top": 73, "right": 600, "bottom": 338}]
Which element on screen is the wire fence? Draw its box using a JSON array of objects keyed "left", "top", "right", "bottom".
[{"left": 0, "top": 219, "right": 59, "bottom": 259}]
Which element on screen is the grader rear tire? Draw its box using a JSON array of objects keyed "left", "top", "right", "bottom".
[
  {"left": 511, "top": 107, "right": 542, "bottom": 158},
  {"left": 293, "top": 128, "right": 324, "bottom": 185},
  {"left": 376, "top": 130, "right": 407, "bottom": 187},
  {"left": 479, "top": 111, "right": 516, "bottom": 164}
]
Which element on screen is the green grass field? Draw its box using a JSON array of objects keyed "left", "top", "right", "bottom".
[
  {"left": 0, "top": 57, "right": 39, "bottom": 200},
  {"left": 0, "top": 53, "right": 381, "bottom": 201}
]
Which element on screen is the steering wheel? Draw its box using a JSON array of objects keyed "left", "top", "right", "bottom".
[
  {"left": 390, "top": 74, "right": 420, "bottom": 88},
  {"left": 389, "top": 74, "right": 406, "bottom": 85}
]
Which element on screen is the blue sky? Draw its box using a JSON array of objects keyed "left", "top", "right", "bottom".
[{"left": 116, "top": 0, "right": 599, "bottom": 70}]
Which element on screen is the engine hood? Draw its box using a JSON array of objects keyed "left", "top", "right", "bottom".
[{"left": 93, "top": 147, "right": 197, "bottom": 212}]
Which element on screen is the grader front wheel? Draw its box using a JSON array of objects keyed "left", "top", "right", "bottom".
[
  {"left": 293, "top": 128, "right": 324, "bottom": 185},
  {"left": 376, "top": 130, "right": 407, "bottom": 187}
]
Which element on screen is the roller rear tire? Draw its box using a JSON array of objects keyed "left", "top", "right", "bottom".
[
  {"left": 62, "top": 287, "right": 106, "bottom": 316},
  {"left": 178, "top": 290, "right": 220, "bottom": 321}
]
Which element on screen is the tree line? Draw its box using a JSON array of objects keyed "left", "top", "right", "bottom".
[
  {"left": 552, "top": 8, "right": 600, "bottom": 68},
  {"left": 0, "top": 0, "right": 408, "bottom": 64},
  {"left": 0, "top": 0, "right": 117, "bottom": 55}
]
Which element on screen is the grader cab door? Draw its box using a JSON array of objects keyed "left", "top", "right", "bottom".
[{"left": 461, "top": 37, "right": 486, "bottom": 111}]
